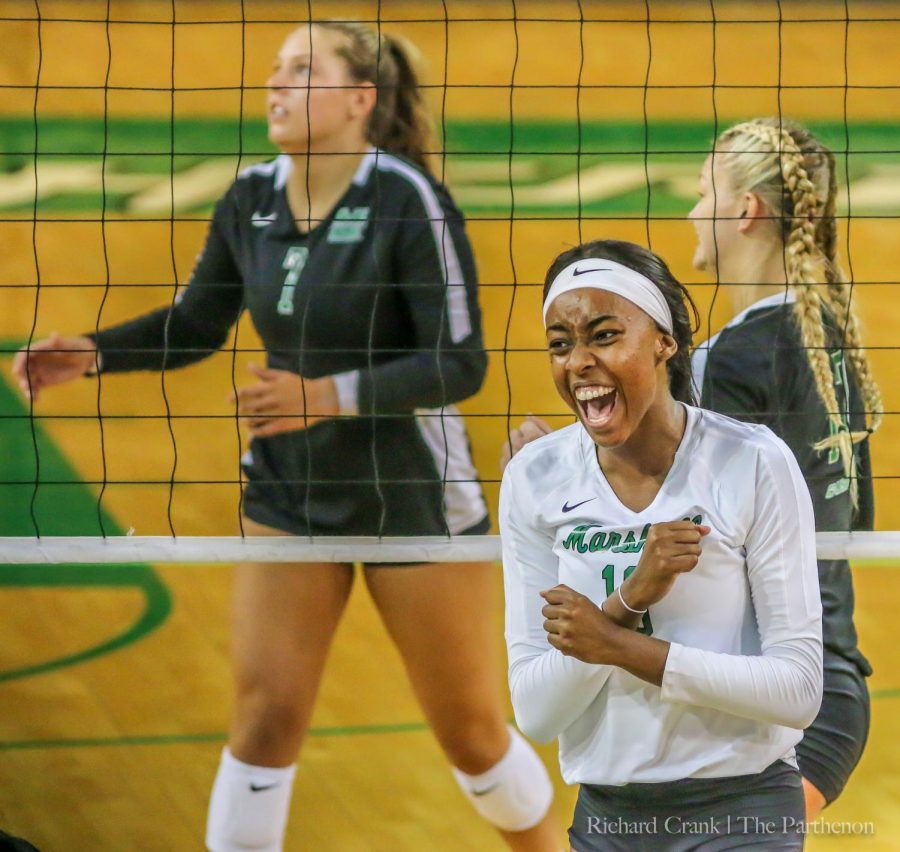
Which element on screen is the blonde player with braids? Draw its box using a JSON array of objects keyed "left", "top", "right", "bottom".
[{"left": 690, "top": 117, "right": 880, "bottom": 819}]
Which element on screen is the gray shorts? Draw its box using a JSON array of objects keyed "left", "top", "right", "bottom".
[
  {"left": 569, "top": 760, "right": 805, "bottom": 851},
  {"left": 797, "top": 649, "right": 870, "bottom": 805}
]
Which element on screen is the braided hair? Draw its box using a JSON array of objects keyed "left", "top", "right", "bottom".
[{"left": 715, "top": 118, "right": 882, "bottom": 504}]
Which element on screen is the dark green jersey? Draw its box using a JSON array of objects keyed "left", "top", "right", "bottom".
[
  {"left": 90, "top": 149, "right": 488, "bottom": 536},
  {"left": 693, "top": 293, "right": 872, "bottom": 672}
]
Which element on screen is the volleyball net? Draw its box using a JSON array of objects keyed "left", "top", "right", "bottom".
[{"left": 1, "top": 1, "right": 899, "bottom": 564}]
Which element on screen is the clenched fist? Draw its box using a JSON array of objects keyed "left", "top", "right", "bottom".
[
  {"left": 540, "top": 584, "right": 619, "bottom": 664},
  {"left": 620, "top": 520, "right": 711, "bottom": 611}
]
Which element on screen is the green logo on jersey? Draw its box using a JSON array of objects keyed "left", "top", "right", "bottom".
[
  {"left": 562, "top": 523, "right": 651, "bottom": 555},
  {"left": 826, "top": 350, "right": 852, "bottom": 466},
  {"left": 561, "top": 516, "right": 703, "bottom": 554},
  {"left": 825, "top": 477, "right": 850, "bottom": 500},
  {"left": 327, "top": 206, "right": 370, "bottom": 243}
]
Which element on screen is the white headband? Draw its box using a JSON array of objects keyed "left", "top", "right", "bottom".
[{"left": 542, "top": 259, "right": 674, "bottom": 333}]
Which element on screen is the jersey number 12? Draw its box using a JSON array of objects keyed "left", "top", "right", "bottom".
[{"left": 600, "top": 564, "right": 653, "bottom": 635}]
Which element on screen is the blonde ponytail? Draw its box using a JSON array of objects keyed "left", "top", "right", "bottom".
[
  {"left": 816, "top": 153, "right": 884, "bottom": 442},
  {"left": 716, "top": 119, "right": 882, "bottom": 504}
]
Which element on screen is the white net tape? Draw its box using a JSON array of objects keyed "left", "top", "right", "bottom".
[{"left": 1, "top": 531, "right": 896, "bottom": 564}]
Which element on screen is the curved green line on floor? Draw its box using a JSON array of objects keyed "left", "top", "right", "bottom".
[
  {"left": 0, "top": 354, "right": 175, "bottom": 680},
  {"left": 0, "top": 563, "right": 172, "bottom": 683}
]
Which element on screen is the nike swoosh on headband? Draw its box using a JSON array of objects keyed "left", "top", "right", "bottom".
[{"left": 572, "top": 267, "right": 612, "bottom": 276}]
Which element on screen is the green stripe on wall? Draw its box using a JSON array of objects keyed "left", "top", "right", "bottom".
[{"left": 1, "top": 117, "right": 897, "bottom": 215}]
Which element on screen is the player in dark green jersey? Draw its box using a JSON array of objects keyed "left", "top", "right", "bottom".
[
  {"left": 14, "top": 21, "right": 560, "bottom": 852},
  {"left": 688, "top": 117, "right": 880, "bottom": 820}
]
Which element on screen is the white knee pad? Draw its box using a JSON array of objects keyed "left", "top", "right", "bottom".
[
  {"left": 206, "top": 747, "right": 297, "bottom": 852},
  {"left": 451, "top": 726, "right": 554, "bottom": 832}
]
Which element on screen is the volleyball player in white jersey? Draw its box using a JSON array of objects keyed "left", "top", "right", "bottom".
[
  {"left": 501, "top": 239, "right": 823, "bottom": 850},
  {"left": 502, "top": 120, "right": 880, "bottom": 825}
]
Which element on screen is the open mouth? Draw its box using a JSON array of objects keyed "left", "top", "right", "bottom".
[{"left": 574, "top": 385, "right": 617, "bottom": 429}]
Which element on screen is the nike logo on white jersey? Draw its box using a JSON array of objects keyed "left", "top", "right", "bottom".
[
  {"left": 251, "top": 211, "right": 277, "bottom": 227},
  {"left": 562, "top": 498, "right": 596, "bottom": 513}
]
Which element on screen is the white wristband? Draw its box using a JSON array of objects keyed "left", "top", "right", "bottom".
[
  {"left": 617, "top": 586, "right": 648, "bottom": 615},
  {"left": 331, "top": 369, "right": 360, "bottom": 416}
]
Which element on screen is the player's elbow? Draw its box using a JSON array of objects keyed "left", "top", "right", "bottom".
[
  {"left": 441, "top": 348, "right": 487, "bottom": 403},
  {"left": 508, "top": 677, "right": 561, "bottom": 743},
  {"left": 781, "top": 640, "right": 824, "bottom": 729},
  {"left": 790, "top": 672, "right": 823, "bottom": 730},
  {"left": 776, "top": 696, "right": 821, "bottom": 731},
  {"left": 194, "top": 318, "right": 233, "bottom": 355},
  {"left": 460, "top": 352, "right": 487, "bottom": 399},
  {"left": 510, "top": 701, "right": 559, "bottom": 744},
  {"left": 771, "top": 660, "right": 823, "bottom": 730},
  {"left": 164, "top": 313, "right": 232, "bottom": 366}
]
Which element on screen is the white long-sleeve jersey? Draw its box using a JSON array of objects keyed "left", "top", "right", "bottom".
[{"left": 500, "top": 405, "right": 823, "bottom": 786}]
